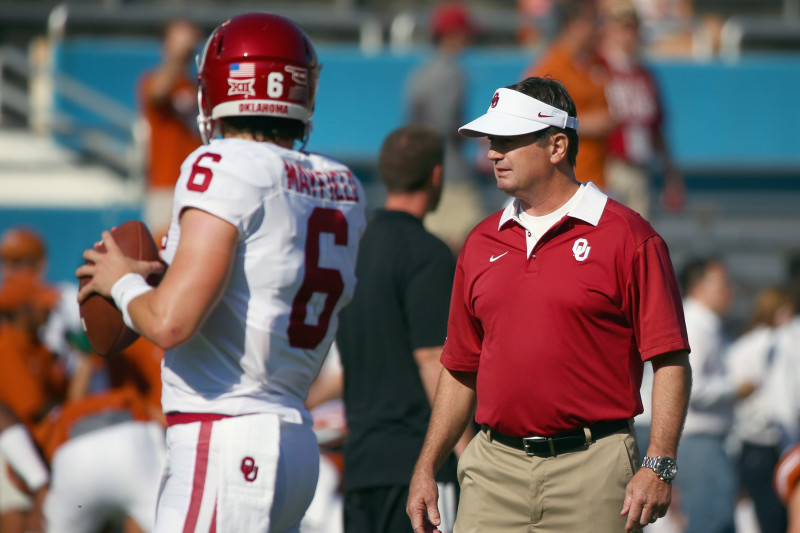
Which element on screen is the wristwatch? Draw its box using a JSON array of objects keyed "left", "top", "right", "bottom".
[{"left": 641, "top": 456, "right": 678, "bottom": 482}]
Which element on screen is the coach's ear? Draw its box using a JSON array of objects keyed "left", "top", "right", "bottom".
[{"left": 549, "top": 132, "right": 569, "bottom": 165}]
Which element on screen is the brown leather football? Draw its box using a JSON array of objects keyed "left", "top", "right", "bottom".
[{"left": 78, "top": 220, "right": 161, "bottom": 358}]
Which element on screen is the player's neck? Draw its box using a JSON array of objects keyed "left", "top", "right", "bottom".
[{"left": 223, "top": 132, "right": 295, "bottom": 150}]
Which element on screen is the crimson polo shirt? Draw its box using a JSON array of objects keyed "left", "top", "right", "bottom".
[{"left": 441, "top": 183, "right": 689, "bottom": 437}]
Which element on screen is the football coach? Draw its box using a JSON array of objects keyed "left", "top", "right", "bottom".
[{"left": 406, "top": 76, "right": 692, "bottom": 533}]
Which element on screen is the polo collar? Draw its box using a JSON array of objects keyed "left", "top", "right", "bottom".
[{"left": 498, "top": 182, "right": 608, "bottom": 231}]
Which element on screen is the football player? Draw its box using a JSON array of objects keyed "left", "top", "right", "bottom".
[
  {"left": 0, "top": 270, "right": 65, "bottom": 533},
  {"left": 39, "top": 385, "right": 166, "bottom": 533},
  {"left": 0, "top": 227, "right": 85, "bottom": 365},
  {"left": 77, "top": 13, "right": 366, "bottom": 533}
]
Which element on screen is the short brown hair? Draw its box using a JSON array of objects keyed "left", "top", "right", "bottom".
[
  {"left": 378, "top": 125, "right": 444, "bottom": 193},
  {"left": 219, "top": 116, "right": 305, "bottom": 143},
  {"left": 505, "top": 77, "right": 579, "bottom": 167}
]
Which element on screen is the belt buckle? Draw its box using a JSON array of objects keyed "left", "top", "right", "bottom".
[{"left": 522, "top": 436, "right": 555, "bottom": 457}]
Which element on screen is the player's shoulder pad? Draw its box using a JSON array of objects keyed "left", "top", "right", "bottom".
[
  {"left": 209, "top": 138, "right": 286, "bottom": 186},
  {"left": 302, "top": 150, "right": 352, "bottom": 172}
]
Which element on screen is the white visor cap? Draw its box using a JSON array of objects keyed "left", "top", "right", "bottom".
[{"left": 458, "top": 88, "right": 579, "bottom": 138}]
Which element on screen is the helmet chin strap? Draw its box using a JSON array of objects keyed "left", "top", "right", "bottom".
[
  {"left": 196, "top": 90, "right": 213, "bottom": 145},
  {"left": 197, "top": 114, "right": 210, "bottom": 145}
]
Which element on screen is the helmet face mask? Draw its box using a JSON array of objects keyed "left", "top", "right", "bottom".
[{"left": 196, "top": 13, "right": 320, "bottom": 145}]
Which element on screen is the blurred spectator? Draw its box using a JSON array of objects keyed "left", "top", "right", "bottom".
[
  {"left": 0, "top": 239, "right": 165, "bottom": 532},
  {"left": 727, "top": 286, "right": 792, "bottom": 533},
  {"left": 0, "top": 271, "right": 66, "bottom": 533},
  {"left": 769, "top": 283, "right": 800, "bottom": 533},
  {"left": 0, "top": 408, "right": 48, "bottom": 533},
  {"left": 516, "top": 0, "right": 560, "bottom": 49},
  {"left": 524, "top": 0, "right": 616, "bottom": 190},
  {"left": 0, "top": 227, "right": 46, "bottom": 281},
  {"left": 69, "top": 338, "right": 165, "bottom": 426},
  {"left": 36, "top": 330, "right": 164, "bottom": 533},
  {"left": 336, "top": 126, "right": 465, "bottom": 533},
  {"left": 37, "top": 332, "right": 163, "bottom": 533},
  {"left": 138, "top": 19, "right": 203, "bottom": 237},
  {"left": 39, "top": 386, "right": 166, "bottom": 533},
  {"left": 598, "top": 0, "right": 684, "bottom": 218},
  {"left": 405, "top": 2, "right": 487, "bottom": 253},
  {"left": 631, "top": 0, "right": 695, "bottom": 55},
  {"left": 630, "top": 0, "right": 724, "bottom": 58},
  {"left": 766, "top": 283, "right": 800, "bottom": 449},
  {"left": 676, "top": 257, "right": 754, "bottom": 533},
  {"left": 1, "top": 227, "right": 88, "bottom": 371},
  {"left": 0, "top": 271, "right": 66, "bottom": 428}
]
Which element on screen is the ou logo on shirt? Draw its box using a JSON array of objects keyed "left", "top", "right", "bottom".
[
  {"left": 572, "top": 238, "right": 590, "bottom": 262},
  {"left": 241, "top": 457, "right": 259, "bottom": 482}
]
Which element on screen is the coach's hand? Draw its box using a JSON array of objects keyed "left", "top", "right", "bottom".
[
  {"left": 621, "top": 467, "right": 671, "bottom": 532},
  {"left": 407, "top": 469, "right": 441, "bottom": 533}
]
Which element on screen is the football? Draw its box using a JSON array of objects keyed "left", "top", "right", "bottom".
[{"left": 79, "top": 220, "right": 162, "bottom": 358}]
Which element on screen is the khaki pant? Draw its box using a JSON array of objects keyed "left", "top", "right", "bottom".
[
  {"left": 455, "top": 425, "right": 640, "bottom": 533},
  {"left": 605, "top": 158, "right": 651, "bottom": 219}
]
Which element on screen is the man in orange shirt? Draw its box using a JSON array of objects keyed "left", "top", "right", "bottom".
[
  {"left": 0, "top": 270, "right": 166, "bottom": 533},
  {"left": 0, "top": 272, "right": 65, "bottom": 428},
  {"left": 0, "top": 271, "right": 66, "bottom": 533},
  {"left": 139, "top": 19, "right": 203, "bottom": 237},
  {"left": 0, "top": 227, "right": 46, "bottom": 281},
  {"left": 524, "top": 0, "right": 615, "bottom": 189}
]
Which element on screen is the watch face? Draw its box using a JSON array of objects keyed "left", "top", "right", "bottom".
[{"left": 657, "top": 458, "right": 678, "bottom": 480}]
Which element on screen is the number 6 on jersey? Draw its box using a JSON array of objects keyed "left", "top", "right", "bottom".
[{"left": 288, "top": 207, "right": 349, "bottom": 349}]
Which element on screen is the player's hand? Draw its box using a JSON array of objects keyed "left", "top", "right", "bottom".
[
  {"left": 621, "top": 467, "right": 671, "bottom": 532},
  {"left": 407, "top": 469, "right": 442, "bottom": 533},
  {"left": 165, "top": 21, "right": 200, "bottom": 62},
  {"left": 75, "top": 231, "right": 164, "bottom": 302}
]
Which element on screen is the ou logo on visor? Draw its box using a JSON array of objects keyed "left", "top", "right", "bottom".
[{"left": 572, "top": 238, "right": 590, "bottom": 262}]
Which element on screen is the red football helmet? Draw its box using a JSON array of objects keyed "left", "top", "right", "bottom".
[{"left": 196, "top": 13, "right": 320, "bottom": 143}]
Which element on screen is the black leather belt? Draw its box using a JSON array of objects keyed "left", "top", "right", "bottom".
[{"left": 482, "top": 419, "right": 630, "bottom": 457}]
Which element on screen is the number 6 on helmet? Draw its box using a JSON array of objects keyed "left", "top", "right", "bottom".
[{"left": 195, "top": 13, "right": 320, "bottom": 145}]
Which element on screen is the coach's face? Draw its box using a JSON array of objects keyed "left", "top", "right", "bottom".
[{"left": 487, "top": 131, "right": 556, "bottom": 199}]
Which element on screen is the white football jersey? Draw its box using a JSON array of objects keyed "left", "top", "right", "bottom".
[{"left": 160, "top": 138, "right": 366, "bottom": 422}]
